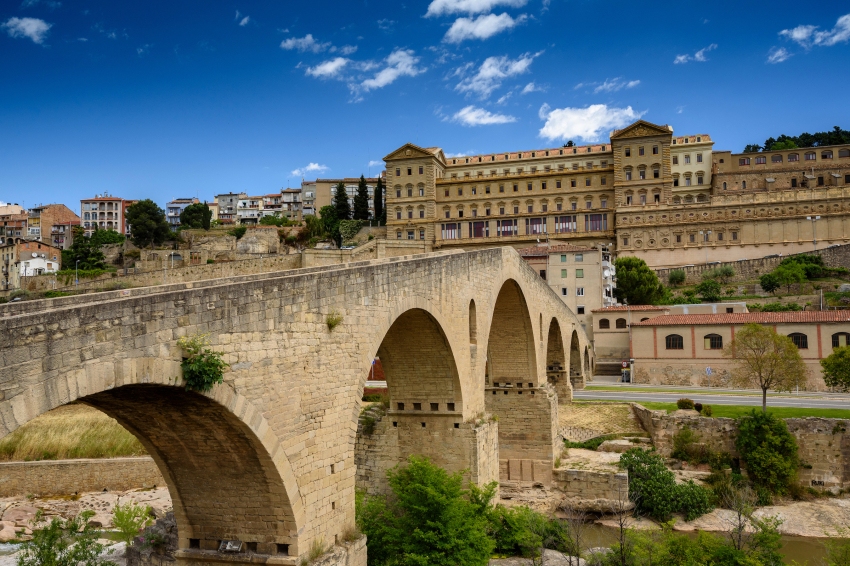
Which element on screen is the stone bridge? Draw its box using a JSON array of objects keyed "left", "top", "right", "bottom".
[{"left": 0, "top": 247, "right": 592, "bottom": 565}]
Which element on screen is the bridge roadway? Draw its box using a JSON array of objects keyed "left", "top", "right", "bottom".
[{"left": 0, "top": 247, "right": 591, "bottom": 566}]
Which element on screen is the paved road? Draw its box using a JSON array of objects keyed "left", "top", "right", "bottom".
[{"left": 574, "top": 390, "right": 850, "bottom": 409}]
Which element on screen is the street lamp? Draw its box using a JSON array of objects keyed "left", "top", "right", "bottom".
[{"left": 806, "top": 216, "right": 820, "bottom": 252}]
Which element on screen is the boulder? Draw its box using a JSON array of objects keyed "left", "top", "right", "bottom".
[
  {"left": 597, "top": 440, "right": 641, "bottom": 453},
  {"left": 2, "top": 506, "right": 37, "bottom": 525},
  {"left": 0, "top": 526, "right": 17, "bottom": 543}
]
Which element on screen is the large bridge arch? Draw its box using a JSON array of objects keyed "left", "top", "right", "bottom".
[
  {"left": 484, "top": 279, "right": 538, "bottom": 388},
  {"left": 0, "top": 358, "right": 303, "bottom": 558}
]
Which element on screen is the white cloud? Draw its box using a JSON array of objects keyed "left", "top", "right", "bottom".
[
  {"left": 357, "top": 49, "right": 424, "bottom": 92},
  {"left": 521, "top": 81, "right": 541, "bottom": 94},
  {"left": 445, "top": 151, "right": 474, "bottom": 157},
  {"left": 593, "top": 77, "right": 640, "bottom": 93},
  {"left": 767, "top": 46, "right": 792, "bottom": 64},
  {"left": 21, "top": 0, "right": 61, "bottom": 8},
  {"left": 496, "top": 91, "right": 513, "bottom": 104},
  {"left": 280, "top": 34, "right": 331, "bottom": 53},
  {"left": 455, "top": 51, "right": 541, "bottom": 98},
  {"left": 291, "top": 163, "right": 329, "bottom": 177},
  {"left": 338, "top": 45, "right": 357, "bottom": 55},
  {"left": 780, "top": 14, "right": 850, "bottom": 47},
  {"left": 453, "top": 105, "right": 516, "bottom": 126},
  {"left": 377, "top": 19, "right": 395, "bottom": 31},
  {"left": 673, "top": 43, "right": 717, "bottom": 64},
  {"left": 426, "top": 0, "right": 527, "bottom": 17},
  {"left": 538, "top": 103, "right": 645, "bottom": 142},
  {"left": 444, "top": 13, "right": 526, "bottom": 43},
  {"left": 2, "top": 17, "right": 51, "bottom": 44},
  {"left": 306, "top": 57, "right": 350, "bottom": 78},
  {"left": 239, "top": 16, "right": 250, "bottom": 27},
  {"left": 368, "top": 160, "right": 383, "bottom": 167},
  {"left": 676, "top": 105, "right": 685, "bottom": 114},
  {"left": 136, "top": 44, "right": 150, "bottom": 56}
]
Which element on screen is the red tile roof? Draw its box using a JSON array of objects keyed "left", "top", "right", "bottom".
[
  {"left": 592, "top": 305, "right": 667, "bottom": 313},
  {"left": 633, "top": 311, "right": 850, "bottom": 326},
  {"left": 519, "top": 244, "right": 595, "bottom": 257}
]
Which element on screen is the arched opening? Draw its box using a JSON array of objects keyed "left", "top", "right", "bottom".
[
  {"left": 545, "top": 318, "right": 569, "bottom": 399},
  {"left": 71, "top": 385, "right": 298, "bottom": 556},
  {"left": 569, "top": 330, "right": 582, "bottom": 384},
  {"left": 832, "top": 332, "right": 850, "bottom": 348},
  {"left": 584, "top": 346, "right": 590, "bottom": 380},
  {"left": 615, "top": 318, "right": 627, "bottom": 329},
  {"left": 486, "top": 280, "right": 537, "bottom": 387},
  {"left": 788, "top": 332, "right": 808, "bottom": 349},
  {"left": 599, "top": 318, "right": 610, "bottom": 329},
  {"left": 469, "top": 300, "right": 478, "bottom": 344}
]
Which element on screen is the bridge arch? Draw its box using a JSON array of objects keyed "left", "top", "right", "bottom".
[
  {"left": 484, "top": 279, "right": 538, "bottom": 387},
  {"left": 545, "top": 317, "right": 571, "bottom": 399},
  {"left": 569, "top": 329, "right": 582, "bottom": 383},
  {"left": 0, "top": 359, "right": 303, "bottom": 557}
]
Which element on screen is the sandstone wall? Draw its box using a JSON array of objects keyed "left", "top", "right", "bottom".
[
  {"left": 654, "top": 242, "right": 850, "bottom": 286},
  {"left": 0, "top": 457, "right": 164, "bottom": 497},
  {"left": 633, "top": 404, "right": 850, "bottom": 490},
  {"left": 553, "top": 467, "right": 629, "bottom": 504}
]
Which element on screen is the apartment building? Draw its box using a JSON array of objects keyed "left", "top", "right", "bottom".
[
  {"left": 166, "top": 198, "right": 200, "bottom": 229},
  {"left": 80, "top": 194, "right": 124, "bottom": 236},
  {"left": 215, "top": 192, "right": 247, "bottom": 224},
  {"left": 0, "top": 205, "right": 27, "bottom": 246},
  {"left": 306, "top": 177, "right": 384, "bottom": 219},
  {"left": 0, "top": 240, "right": 62, "bottom": 290},
  {"left": 27, "top": 204, "right": 80, "bottom": 249}
]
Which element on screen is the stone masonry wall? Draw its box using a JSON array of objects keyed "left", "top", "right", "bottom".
[
  {"left": 633, "top": 404, "right": 850, "bottom": 490},
  {"left": 0, "top": 457, "right": 164, "bottom": 497},
  {"left": 654, "top": 242, "right": 850, "bottom": 286},
  {"left": 553, "top": 467, "right": 629, "bottom": 504}
]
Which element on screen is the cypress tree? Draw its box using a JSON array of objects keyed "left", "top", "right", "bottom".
[
  {"left": 374, "top": 178, "right": 384, "bottom": 224},
  {"left": 353, "top": 175, "right": 370, "bottom": 220},
  {"left": 333, "top": 181, "right": 351, "bottom": 221}
]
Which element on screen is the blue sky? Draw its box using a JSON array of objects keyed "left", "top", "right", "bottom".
[{"left": 1, "top": 0, "right": 849, "bottom": 210}]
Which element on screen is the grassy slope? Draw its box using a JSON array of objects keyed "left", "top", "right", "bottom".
[
  {"left": 0, "top": 403, "right": 146, "bottom": 461},
  {"left": 636, "top": 401, "right": 850, "bottom": 419}
]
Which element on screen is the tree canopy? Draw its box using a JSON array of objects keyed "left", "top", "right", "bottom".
[
  {"left": 742, "top": 126, "right": 850, "bottom": 153},
  {"left": 374, "top": 177, "right": 385, "bottom": 225},
  {"left": 88, "top": 227, "right": 125, "bottom": 246},
  {"left": 333, "top": 181, "right": 351, "bottom": 221},
  {"left": 613, "top": 256, "right": 666, "bottom": 305},
  {"left": 319, "top": 205, "right": 342, "bottom": 246},
  {"left": 821, "top": 346, "right": 850, "bottom": 392},
  {"left": 179, "top": 202, "right": 212, "bottom": 230},
  {"left": 758, "top": 273, "right": 780, "bottom": 295},
  {"left": 724, "top": 324, "right": 808, "bottom": 411},
  {"left": 62, "top": 226, "right": 106, "bottom": 271},
  {"left": 772, "top": 263, "right": 806, "bottom": 293},
  {"left": 353, "top": 175, "right": 371, "bottom": 220},
  {"left": 695, "top": 279, "right": 721, "bottom": 302},
  {"left": 125, "top": 199, "right": 171, "bottom": 248}
]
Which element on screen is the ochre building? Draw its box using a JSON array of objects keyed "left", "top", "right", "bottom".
[{"left": 384, "top": 120, "right": 850, "bottom": 267}]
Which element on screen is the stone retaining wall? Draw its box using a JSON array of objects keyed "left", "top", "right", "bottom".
[
  {"left": 553, "top": 467, "right": 629, "bottom": 505},
  {"left": 632, "top": 404, "right": 850, "bottom": 490},
  {"left": 0, "top": 457, "right": 164, "bottom": 497}
]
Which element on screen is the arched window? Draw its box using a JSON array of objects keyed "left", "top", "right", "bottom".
[
  {"left": 833, "top": 332, "right": 850, "bottom": 348},
  {"left": 469, "top": 300, "right": 477, "bottom": 344},
  {"left": 805, "top": 152, "right": 816, "bottom": 161},
  {"left": 615, "top": 318, "right": 627, "bottom": 329},
  {"left": 666, "top": 334, "right": 684, "bottom": 350},
  {"left": 704, "top": 334, "right": 723, "bottom": 349},
  {"left": 722, "top": 182, "right": 727, "bottom": 190},
  {"left": 599, "top": 318, "right": 610, "bottom": 329},
  {"left": 640, "top": 317, "right": 649, "bottom": 322},
  {"left": 771, "top": 154, "right": 783, "bottom": 163},
  {"left": 788, "top": 333, "right": 808, "bottom": 349},
  {"left": 839, "top": 149, "right": 850, "bottom": 158},
  {"left": 788, "top": 153, "right": 799, "bottom": 162},
  {"left": 822, "top": 150, "right": 833, "bottom": 160}
]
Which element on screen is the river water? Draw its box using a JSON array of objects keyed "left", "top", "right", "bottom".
[{"left": 585, "top": 524, "right": 829, "bottom": 564}]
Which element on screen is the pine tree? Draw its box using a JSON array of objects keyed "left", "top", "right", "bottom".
[
  {"left": 353, "top": 175, "right": 370, "bottom": 220},
  {"left": 374, "top": 178, "right": 385, "bottom": 224},
  {"left": 333, "top": 181, "right": 351, "bottom": 221}
]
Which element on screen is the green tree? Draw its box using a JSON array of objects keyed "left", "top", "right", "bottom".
[
  {"left": 228, "top": 225, "right": 247, "bottom": 240},
  {"left": 374, "top": 177, "right": 384, "bottom": 224},
  {"left": 759, "top": 272, "right": 780, "bottom": 295},
  {"left": 17, "top": 510, "right": 113, "bottom": 566},
  {"left": 743, "top": 144, "right": 763, "bottom": 153},
  {"left": 724, "top": 324, "right": 808, "bottom": 412},
  {"left": 88, "top": 227, "right": 125, "bottom": 246},
  {"left": 695, "top": 279, "right": 722, "bottom": 302},
  {"left": 773, "top": 263, "right": 806, "bottom": 293},
  {"left": 126, "top": 199, "right": 171, "bottom": 248},
  {"left": 668, "top": 269, "right": 686, "bottom": 286},
  {"left": 358, "top": 456, "right": 495, "bottom": 566},
  {"left": 319, "top": 205, "right": 341, "bottom": 246},
  {"left": 736, "top": 411, "right": 799, "bottom": 496},
  {"left": 333, "top": 181, "right": 351, "bottom": 221},
  {"left": 179, "top": 202, "right": 212, "bottom": 230},
  {"left": 63, "top": 226, "right": 107, "bottom": 270},
  {"left": 112, "top": 501, "right": 153, "bottom": 544},
  {"left": 613, "top": 257, "right": 666, "bottom": 305},
  {"left": 821, "top": 346, "right": 850, "bottom": 392},
  {"left": 353, "top": 175, "right": 371, "bottom": 220},
  {"left": 769, "top": 139, "right": 797, "bottom": 150}
]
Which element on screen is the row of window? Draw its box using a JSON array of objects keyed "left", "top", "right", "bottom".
[
  {"left": 621, "top": 230, "right": 738, "bottom": 246},
  {"left": 449, "top": 146, "right": 610, "bottom": 166},
  {"left": 739, "top": 149, "right": 850, "bottom": 166},
  {"left": 438, "top": 214, "right": 609, "bottom": 240},
  {"left": 395, "top": 166, "right": 425, "bottom": 176},
  {"left": 664, "top": 332, "right": 850, "bottom": 350},
  {"left": 673, "top": 154, "right": 703, "bottom": 165}
]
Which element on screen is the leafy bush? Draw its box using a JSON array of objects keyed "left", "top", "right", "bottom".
[
  {"left": 89, "top": 228, "right": 125, "bottom": 246},
  {"left": 564, "top": 434, "right": 619, "bottom": 451},
  {"left": 326, "top": 311, "right": 343, "bottom": 331},
  {"left": 677, "top": 480, "right": 714, "bottom": 521},
  {"left": 736, "top": 410, "right": 799, "bottom": 495},
  {"left": 696, "top": 279, "right": 722, "bottom": 302},
  {"left": 676, "top": 398, "right": 695, "bottom": 410},
  {"left": 693, "top": 402, "right": 703, "bottom": 413},
  {"left": 177, "top": 334, "right": 229, "bottom": 392},
  {"left": 112, "top": 501, "right": 154, "bottom": 544},
  {"left": 701, "top": 405, "right": 713, "bottom": 417},
  {"left": 228, "top": 225, "right": 247, "bottom": 240},
  {"left": 357, "top": 456, "right": 496, "bottom": 566},
  {"left": 17, "top": 510, "right": 113, "bottom": 566},
  {"left": 338, "top": 220, "right": 363, "bottom": 242},
  {"left": 44, "top": 290, "right": 71, "bottom": 298},
  {"left": 759, "top": 273, "right": 780, "bottom": 295},
  {"left": 668, "top": 270, "right": 686, "bottom": 286}
]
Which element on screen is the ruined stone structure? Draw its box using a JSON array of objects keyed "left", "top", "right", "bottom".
[{"left": 0, "top": 248, "right": 590, "bottom": 565}]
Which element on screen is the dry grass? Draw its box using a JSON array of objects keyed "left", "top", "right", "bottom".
[
  {"left": 559, "top": 402, "right": 645, "bottom": 436},
  {"left": 0, "top": 403, "right": 147, "bottom": 461}
]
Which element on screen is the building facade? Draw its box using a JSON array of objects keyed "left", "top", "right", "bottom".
[
  {"left": 305, "top": 177, "right": 384, "bottom": 219},
  {"left": 166, "top": 198, "right": 200, "bottom": 229},
  {"left": 81, "top": 194, "right": 124, "bottom": 236},
  {"left": 215, "top": 192, "right": 247, "bottom": 225},
  {"left": 26, "top": 204, "right": 81, "bottom": 250},
  {"left": 384, "top": 120, "right": 850, "bottom": 267},
  {"left": 1, "top": 240, "right": 62, "bottom": 290},
  {"left": 519, "top": 244, "right": 615, "bottom": 336}
]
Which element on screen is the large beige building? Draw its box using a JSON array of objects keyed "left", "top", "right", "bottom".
[{"left": 383, "top": 120, "right": 850, "bottom": 267}]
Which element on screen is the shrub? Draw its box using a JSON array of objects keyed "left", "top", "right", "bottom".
[
  {"left": 676, "top": 398, "right": 695, "bottom": 410},
  {"left": 668, "top": 270, "right": 686, "bottom": 286},
  {"left": 338, "top": 220, "right": 363, "bottom": 242},
  {"left": 17, "top": 510, "right": 112, "bottom": 566},
  {"left": 677, "top": 480, "right": 714, "bottom": 521},
  {"left": 206, "top": 259, "right": 214, "bottom": 264},
  {"left": 112, "top": 501, "right": 154, "bottom": 544},
  {"left": 44, "top": 290, "right": 71, "bottom": 298},
  {"left": 326, "top": 311, "right": 343, "bottom": 331},
  {"left": 736, "top": 410, "right": 799, "bottom": 495},
  {"left": 696, "top": 279, "right": 722, "bottom": 302},
  {"left": 693, "top": 402, "right": 703, "bottom": 413},
  {"left": 177, "top": 334, "right": 229, "bottom": 392},
  {"left": 228, "top": 225, "right": 247, "bottom": 240},
  {"left": 701, "top": 405, "right": 713, "bottom": 417}
]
